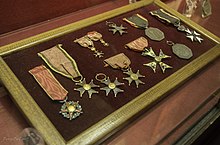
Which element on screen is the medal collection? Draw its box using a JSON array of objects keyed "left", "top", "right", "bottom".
[
  {"left": 74, "top": 31, "right": 109, "bottom": 58},
  {"left": 29, "top": 8, "right": 200, "bottom": 120},
  {"left": 149, "top": 9, "right": 203, "bottom": 43}
]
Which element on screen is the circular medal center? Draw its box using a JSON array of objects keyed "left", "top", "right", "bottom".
[
  {"left": 68, "top": 105, "right": 76, "bottom": 112},
  {"left": 83, "top": 84, "right": 91, "bottom": 90},
  {"left": 154, "top": 56, "right": 161, "bottom": 62},
  {"left": 91, "top": 47, "right": 96, "bottom": 51},
  {"left": 108, "top": 83, "right": 116, "bottom": 89},
  {"left": 130, "top": 73, "right": 138, "bottom": 80}
]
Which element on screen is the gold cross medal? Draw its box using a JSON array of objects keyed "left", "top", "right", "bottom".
[
  {"left": 74, "top": 79, "right": 100, "bottom": 98},
  {"left": 104, "top": 53, "right": 145, "bottom": 88},
  {"left": 37, "top": 44, "right": 87, "bottom": 120},
  {"left": 123, "top": 14, "right": 165, "bottom": 41},
  {"left": 123, "top": 68, "right": 145, "bottom": 88},
  {"left": 142, "top": 47, "right": 172, "bottom": 73},
  {"left": 95, "top": 73, "right": 124, "bottom": 97}
]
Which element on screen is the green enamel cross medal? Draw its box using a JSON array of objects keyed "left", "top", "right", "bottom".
[{"left": 123, "top": 14, "right": 165, "bottom": 41}]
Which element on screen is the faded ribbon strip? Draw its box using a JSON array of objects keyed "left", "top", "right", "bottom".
[
  {"left": 29, "top": 65, "right": 68, "bottom": 101},
  {"left": 38, "top": 44, "right": 82, "bottom": 82}
]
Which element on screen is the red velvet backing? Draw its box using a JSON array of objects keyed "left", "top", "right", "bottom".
[{"left": 3, "top": 4, "right": 216, "bottom": 141}]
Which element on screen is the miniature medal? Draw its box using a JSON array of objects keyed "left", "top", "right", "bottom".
[
  {"left": 167, "top": 41, "right": 193, "bottom": 59},
  {"left": 106, "top": 21, "right": 127, "bottom": 35},
  {"left": 150, "top": 9, "right": 203, "bottom": 43},
  {"left": 29, "top": 65, "right": 82, "bottom": 120},
  {"left": 142, "top": 47, "right": 172, "bottom": 73},
  {"left": 123, "top": 68, "right": 145, "bottom": 88},
  {"left": 95, "top": 73, "right": 124, "bottom": 97},
  {"left": 87, "top": 31, "right": 109, "bottom": 46},
  {"left": 74, "top": 79, "right": 99, "bottom": 98},
  {"left": 123, "top": 14, "right": 165, "bottom": 41}
]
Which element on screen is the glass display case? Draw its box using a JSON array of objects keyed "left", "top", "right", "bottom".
[{"left": 0, "top": 0, "right": 219, "bottom": 145}]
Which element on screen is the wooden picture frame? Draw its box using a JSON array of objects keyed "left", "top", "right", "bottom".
[{"left": 0, "top": 0, "right": 219, "bottom": 145}]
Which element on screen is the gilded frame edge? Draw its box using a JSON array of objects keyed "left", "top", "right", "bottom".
[
  {"left": 154, "top": 0, "right": 220, "bottom": 44},
  {"left": 0, "top": 0, "right": 219, "bottom": 57},
  {"left": 0, "top": 0, "right": 219, "bottom": 145},
  {"left": 67, "top": 45, "right": 220, "bottom": 145},
  {"left": 0, "top": 0, "right": 154, "bottom": 56},
  {"left": 0, "top": 57, "right": 66, "bottom": 145}
]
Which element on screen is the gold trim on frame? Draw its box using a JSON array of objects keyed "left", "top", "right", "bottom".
[
  {"left": 0, "top": 0, "right": 220, "bottom": 145},
  {"left": 0, "top": 0, "right": 154, "bottom": 56},
  {"left": 154, "top": 0, "right": 220, "bottom": 43},
  {"left": 0, "top": 57, "right": 66, "bottom": 145}
]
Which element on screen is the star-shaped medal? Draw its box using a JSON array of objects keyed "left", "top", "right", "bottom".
[
  {"left": 123, "top": 68, "right": 145, "bottom": 88},
  {"left": 142, "top": 47, "right": 172, "bottom": 73},
  {"left": 185, "top": 28, "right": 203, "bottom": 43},
  {"left": 74, "top": 79, "right": 99, "bottom": 98},
  {"left": 100, "top": 77, "right": 124, "bottom": 97},
  {"left": 59, "top": 101, "right": 82, "bottom": 120},
  {"left": 90, "top": 46, "right": 104, "bottom": 58},
  {"left": 94, "top": 50, "right": 104, "bottom": 58},
  {"left": 108, "top": 23, "right": 127, "bottom": 35}
]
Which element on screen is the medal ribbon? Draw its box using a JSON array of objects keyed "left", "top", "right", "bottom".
[
  {"left": 149, "top": 9, "right": 181, "bottom": 27},
  {"left": 123, "top": 14, "right": 149, "bottom": 29},
  {"left": 104, "top": 53, "right": 131, "bottom": 69},
  {"left": 150, "top": 9, "right": 203, "bottom": 43},
  {"left": 125, "top": 37, "right": 148, "bottom": 52},
  {"left": 38, "top": 44, "right": 82, "bottom": 82},
  {"left": 29, "top": 65, "right": 68, "bottom": 101}
]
